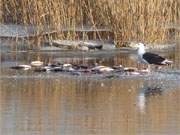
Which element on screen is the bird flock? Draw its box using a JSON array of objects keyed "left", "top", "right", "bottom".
[
  {"left": 10, "top": 43, "right": 173, "bottom": 76},
  {"left": 10, "top": 60, "right": 150, "bottom": 76}
]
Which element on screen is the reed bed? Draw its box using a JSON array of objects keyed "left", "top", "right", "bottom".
[{"left": 1, "top": 0, "right": 179, "bottom": 47}]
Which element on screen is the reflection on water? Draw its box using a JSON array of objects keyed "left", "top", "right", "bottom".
[
  {"left": 137, "top": 82, "right": 174, "bottom": 114},
  {"left": 0, "top": 78, "right": 180, "bottom": 135},
  {"left": 0, "top": 40, "right": 180, "bottom": 135}
]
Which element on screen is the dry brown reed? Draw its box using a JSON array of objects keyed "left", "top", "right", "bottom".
[{"left": 1, "top": 0, "right": 179, "bottom": 47}]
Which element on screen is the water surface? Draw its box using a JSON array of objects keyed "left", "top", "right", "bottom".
[{"left": 0, "top": 39, "right": 180, "bottom": 135}]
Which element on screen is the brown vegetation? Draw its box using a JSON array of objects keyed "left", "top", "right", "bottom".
[{"left": 1, "top": 0, "right": 179, "bottom": 47}]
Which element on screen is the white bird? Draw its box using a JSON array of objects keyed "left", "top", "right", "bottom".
[
  {"left": 92, "top": 65, "right": 114, "bottom": 73},
  {"left": 31, "top": 61, "right": 43, "bottom": 67},
  {"left": 136, "top": 43, "right": 173, "bottom": 71}
]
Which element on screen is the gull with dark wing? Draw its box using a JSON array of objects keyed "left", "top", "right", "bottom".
[{"left": 135, "top": 43, "right": 173, "bottom": 72}]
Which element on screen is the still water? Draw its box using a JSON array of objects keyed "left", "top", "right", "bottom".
[{"left": 0, "top": 40, "right": 180, "bottom": 135}]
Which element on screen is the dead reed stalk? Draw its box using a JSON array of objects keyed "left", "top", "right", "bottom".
[{"left": 1, "top": 0, "right": 179, "bottom": 47}]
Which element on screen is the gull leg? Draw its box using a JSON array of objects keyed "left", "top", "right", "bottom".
[
  {"left": 148, "top": 65, "right": 151, "bottom": 74},
  {"left": 156, "top": 66, "right": 162, "bottom": 70}
]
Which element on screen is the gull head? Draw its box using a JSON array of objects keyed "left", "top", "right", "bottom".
[
  {"left": 137, "top": 43, "right": 145, "bottom": 49},
  {"left": 129, "top": 42, "right": 146, "bottom": 54},
  {"left": 137, "top": 43, "right": 146, "bottom": 55}
]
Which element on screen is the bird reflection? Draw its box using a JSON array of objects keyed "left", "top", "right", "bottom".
[
  {"left": 143, "top": 85, "right": 163, "bottom": 97},
  {"left": 137, "top": 84, "right": 163, "bottom": 113}
]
